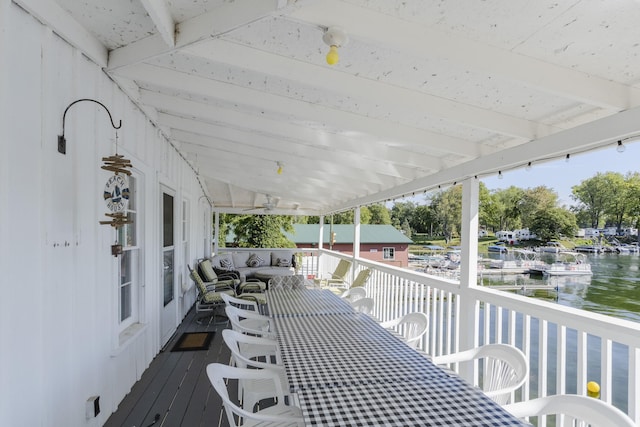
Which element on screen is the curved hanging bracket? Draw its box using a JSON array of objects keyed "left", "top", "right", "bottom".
[{"left": 57, "top": 98, "right": 122, "bottom": 154}]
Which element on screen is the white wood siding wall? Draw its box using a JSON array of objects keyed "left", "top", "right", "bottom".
[{"left": 0, "top": 3, "right": 211, "bottom": 426}]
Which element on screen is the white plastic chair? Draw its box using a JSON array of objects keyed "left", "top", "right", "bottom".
[
  {"left": 207, "top": 363, "right": 304, "bottom": 427},
  {"left": 225, "top": 305, "right": 276, "bottom": 339},
  {"left": 503, "top": 394, "right": 635, "bottom": 427},
  {"left": 431, "top": 343, "right": 528, "bottom": 405},
  {"left": 340, "top": 286, "right": 367, "bottom": 302},
  {"left": 222, "top": 329, "right": 286, "bottom": 412},
  {"left": 221, "top": 292, "right": 259, "bottom": 312},
  {"left": 350, "top": 297, "right": 375, "bottom": 315},
  {"left": 379, "top": 312, "right": 429, "bottom": 349}
]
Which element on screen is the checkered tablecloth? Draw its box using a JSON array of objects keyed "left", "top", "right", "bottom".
[
  {"left": 296, "top": 376, "right": 529, "bottom": 426},
  {"left": 266, "top": 288, "right": 354, "bottom": 317},
  {"left": 274, "top": 314, "right": 448, "bottom": 392}
]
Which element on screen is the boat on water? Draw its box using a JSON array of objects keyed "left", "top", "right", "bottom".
[
  {"left": 537, "top": 252, "right": 592, "bottom": 276},
  {"left": 487, "top": 242, "right": 508, "bottom": 253},
  {"left": 574, "top": 244, "right": 603, "bottom": 254},
  {"left": 538, "top": 241, "right": 567, "bottom": 254},
  {"left": 483, "top": 249, "right": 547, "bottom": 275}
]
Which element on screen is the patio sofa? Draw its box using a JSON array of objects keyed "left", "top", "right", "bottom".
[{"left": 209, "top": 250, "right": 296, "bottom": 281}]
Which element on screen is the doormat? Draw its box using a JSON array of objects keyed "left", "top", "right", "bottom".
[{"left": 170, "top": 332, "right": 215, "bottom": 352}]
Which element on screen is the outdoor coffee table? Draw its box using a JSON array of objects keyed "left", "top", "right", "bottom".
[{"left": 254, "top": 268, "right": 295, "bottom": 288}]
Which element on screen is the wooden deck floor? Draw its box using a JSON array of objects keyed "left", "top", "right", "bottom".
[{"left": 104, "top": 308, "right": 234, "bottom": 427}]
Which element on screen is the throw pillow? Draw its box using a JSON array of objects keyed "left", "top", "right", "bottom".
[
  {"left": 220, "top": 258, "right": 233, "bottom": 270},
  {"left": 246, "top": 253, "right": 264, "bottom": 268},
  {"left": 277, "top": 257, "right": 291, "bottom": 267}
]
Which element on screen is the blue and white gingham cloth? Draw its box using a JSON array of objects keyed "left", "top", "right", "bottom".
[
  {"left": 266, "top": 288, "right": 354, "bottom": 317},
  {"left": 296, "top": 377, "right": 529, "bottom": 426}
]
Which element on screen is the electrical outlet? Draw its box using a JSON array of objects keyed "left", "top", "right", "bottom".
[{"left": 86, "top": 396, "right": 100, "bottom": 419}]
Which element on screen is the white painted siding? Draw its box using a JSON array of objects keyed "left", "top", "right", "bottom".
[{"left": 0, "top": 4, "right": 210, "bottom": 426}]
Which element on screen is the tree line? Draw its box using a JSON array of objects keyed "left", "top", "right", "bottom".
[{"left": 220, "top": 171, "right": 640, "bottom": 247}]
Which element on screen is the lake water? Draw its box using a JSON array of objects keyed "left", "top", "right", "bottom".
[
  {"left": 478, "top": 252, "right": 640, "bottom": 323},
  {"left": 478, "top": 252, "right": 640, "bottom": 412}
]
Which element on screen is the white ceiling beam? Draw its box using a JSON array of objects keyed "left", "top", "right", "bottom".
[
  {"left": 333, "top": 104, "right": 640, "bottom": 213},
  {"left": 15, "top": 0, "right": 107, "bottom": 66},
  {"left": 179, "top": 138, "right": 361, "bottom": 200},
  {"left": 291, "top": 0, "right": 640, "bottom": 111},
  {"left": 167, "top": 123, "right": 393, "bottom": 187},
  {"left": 139, "top": 0, "right": 175, "bottom": 47},
  {"left": 142, "top": 90, "right": 445, "bottom": 172},
  {"left": 184, "top": 41, "right": 559, "bottom": 140},
  {"left": 114, "top": 63, "right": 483, "bottom": 157},
  {"left": 107, "top": 0, "right": 285, "bottom": 70},
  {"left": 143, "top": 91, "right": 442, "bottom": 178}
]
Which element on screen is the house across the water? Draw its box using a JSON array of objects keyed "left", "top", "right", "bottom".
[{"left": 286, "top": 224, "right": 413, "bottom": 268}]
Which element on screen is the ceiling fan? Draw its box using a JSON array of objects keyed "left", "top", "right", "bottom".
[{"left": 243, "top": 194, "right": 277, "bottom": 212}]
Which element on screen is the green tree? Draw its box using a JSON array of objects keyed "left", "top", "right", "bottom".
[
  {"left": 520, "top": 186, "right": 558, "bottom": 226},
  {"left": 529, "top": 207, "right": 577, "bottom": 241},
  {"left": 571, "top": 173, "right": 613, "bottom": 228},
  {"left": 401, "top": 219, "right": 412, "bottom": 239},
  {"left": 390, "top": 201, "right": 416, "bottom": 229},
  {"left": 411, "top": 204, "right": 435, "bottom": 234},
  {"left": 429, "top": 186, "right": 462, "bottom": 243},
  {"left": 624, "top": 172, "right": 640, "bottom": 229},
  {"left": 231, "top": 215, "right": 296, "bottom": 248},
  {"left": 368, "top": 204, "right": 392, "bottom": 224},
  {"left": 495, "top": 186, "right": 525, "bottom": 231},
  {"left": 603, "top": 172, "right": 632, "bottom": 230}
]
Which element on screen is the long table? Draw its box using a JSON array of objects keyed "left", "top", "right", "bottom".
[{"left": 266, "top": 288, "right": 528, "bottom": 426}]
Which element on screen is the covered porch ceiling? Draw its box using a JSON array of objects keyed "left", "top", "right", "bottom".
[{"left": 22, "top": 0, "right": 640, "bottom": 215}]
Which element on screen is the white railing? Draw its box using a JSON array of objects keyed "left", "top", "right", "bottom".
[{"left": 317, "top": 249, "right": 640, "bottom": 423}]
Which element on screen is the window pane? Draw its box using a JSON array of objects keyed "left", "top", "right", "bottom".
[
  {"left": 120, "top": 251, "right": 132, "bottom": 284},
  {"left": 120, "top": 284, "right": 131, "bottom": 322},
  {"left": 163, "top": 249, "right": 174, "bottom": 306},
  {"left": 127, "top": 176, "right": 136, "bottom": 210},
  {"left": 163, "top": 193, "right": 174, "bottom": 247}
]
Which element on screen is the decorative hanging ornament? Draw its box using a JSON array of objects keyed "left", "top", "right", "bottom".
[{"left": 100, "top": 133, "right": 134, "bottom": 228}]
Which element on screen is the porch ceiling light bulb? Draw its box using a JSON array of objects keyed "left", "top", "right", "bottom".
[
  {"left": 276, "top": 161, "right": 283, "bottom": 175},
  {"left": 617, "top": 140, "right": 626, "bottom": 153},
  {"left": 323, "top": 26, "right": 348, "bottom": 65}
]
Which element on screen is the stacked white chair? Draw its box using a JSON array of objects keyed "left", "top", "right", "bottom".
[
  {"left": 350, "top": 297, "right": 375, "bottom": 315},
  {"left": 340, "top": 286, "right": 367, "bottom": 302},
  {"left": 504, "top": 394, "right": 635, "bottom": 427},
  {"left": 222, "top": 329, "right": 287, "bottom": 412},
  {"left": 431, "top": 343, "right": 528, "bottom": 405},
  {"left": 225, "top": 305, "right": 276, "bottom": 339},
  {"left": 207, "top": 363, "right": 304, "bottom": 427},
  {"left": 379, "top": 312, "right": 429, "bottom": 349}
]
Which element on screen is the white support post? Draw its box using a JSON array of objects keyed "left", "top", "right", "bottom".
[
  {"left": 458, "top": 177, "right": 480, "bottom": 381},
  {"left": 318, "top": 215, "right": 324, "bottom": 274},
  {"left": 353, "top": 207, "right": 361, "bottom": 283}
]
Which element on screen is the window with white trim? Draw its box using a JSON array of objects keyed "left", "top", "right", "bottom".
[
  {"left": 117, "top": 175, "right": 140, "bottom": 330},
  {"left": 383, "top": 247, "right": 395, "bottom": 260}
]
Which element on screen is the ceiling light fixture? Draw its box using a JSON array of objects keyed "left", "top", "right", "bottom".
[
  {"left": 276, "top": 161, "right": 283, "bottom": 175},
  {"left": 525, "top": 162, "right": 532, "bottom": 171},
  {"left": 498, "top": 171, "right": 503, "bottom": 179},
  {"left": 565, "top": 154, "right": 571, "bottom": 162},
  {"left": 617, "top": 140, "right": 626, "bottom": 153},
  {"left": 323, "top": 27, "right": 348, "bottom": 65}
]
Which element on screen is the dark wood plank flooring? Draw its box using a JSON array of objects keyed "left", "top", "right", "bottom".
[{"left": 105, "top": 308, "right": 234, "bottom": 427}]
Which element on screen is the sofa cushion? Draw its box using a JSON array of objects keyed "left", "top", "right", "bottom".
[
  {"left": 219, "top": 257, "right": 233, "bottom": 270},
  {"left": 232, "top": 252, "right": 251, "bottom": 269},
  {"left": 271, "top": 250, "right": 294, "bottom": 267},
  {"left": 212, "top": 253, "right": 234, "bottom": 270},
  {"left": 246, "top": 253, "right": 265, "bottom": 268}
]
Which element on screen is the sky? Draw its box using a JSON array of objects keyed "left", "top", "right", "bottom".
[{"left": 481, "top": 140, "right": 640, "bottom": 206}]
